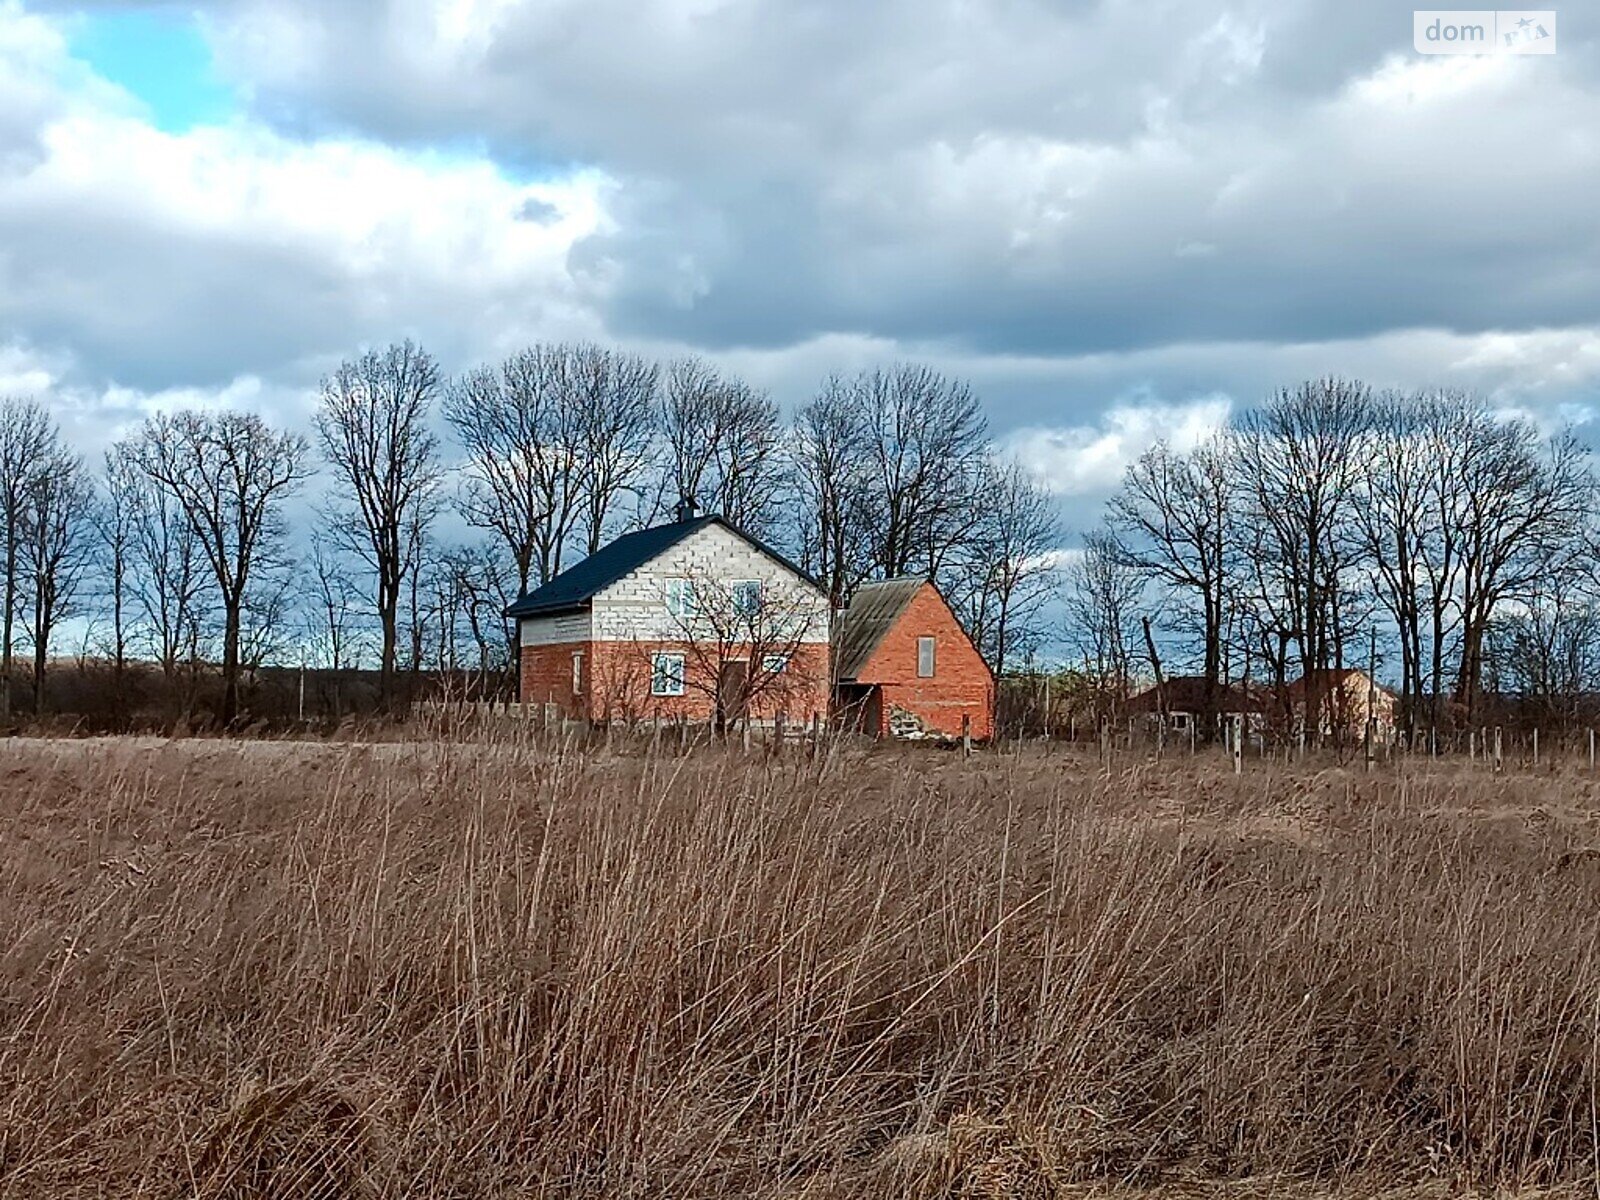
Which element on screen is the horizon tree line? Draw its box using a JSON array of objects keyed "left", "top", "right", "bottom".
[
  {"left": 1070, "top": 378, "right": 1598, "bottom": 743},
  {"left": 0, "top": 344, "right": 1060, "bottom": 725}
]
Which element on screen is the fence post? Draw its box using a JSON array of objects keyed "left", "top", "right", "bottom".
[
  {"left": 774, "top": 712, "right": 785, "bottom": 757},
  {"left": 1232, "top": 715, "right": 1243, "bottom": 776},
  {"left": 1494, "top": 726, "right": 1503, "bottom": 773},
  {"left": 1532, "top": 727, "right": 1539, "bottom": 767},
  {"left": 1590, "top": 728, "right": 1595, "bottom": 771},
  {"left": 962, "top": 713, "right": 972, "bottom": 757}
]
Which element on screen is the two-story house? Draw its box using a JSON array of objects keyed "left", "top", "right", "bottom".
[{"left": 505, "top": 504, "right": 832, "bottom": 727}]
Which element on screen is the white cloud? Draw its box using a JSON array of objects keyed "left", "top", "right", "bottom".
[
  {"left": 1002, "top": 393, "right": 1233, "bottom": 498},
  {"left": 0, "top": 2, "right": 612, "bottom": 395}
]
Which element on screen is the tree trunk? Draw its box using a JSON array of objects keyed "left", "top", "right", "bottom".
[
  {"left": 222, "top": 601, "right": 241, "bottom": 726},
  {"left": 380, "top": 605, "right": 398, "bottom": 712},
  {"left": 1, "top": 547, "right": 14, "bottom": 720},
  {"left": 31, "top": 609, "right": 45, "bottom": 718}
]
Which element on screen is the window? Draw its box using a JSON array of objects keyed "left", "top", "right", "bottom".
[
  {"left": 761, "top": 654, "right": 789, "bottom": 675},
  {"left": 664, "top": 578, "right": 698, "bottom": 618},
  {"left": 651, "top": 652, "right": 686, "bottom": 697},
  {"left": 917, "top": 636, "right": 936, "bottom": 678},
  {"left": 731, "top": 579, "right": 763, "bottom": 617},
  {"left": 571, "top": 651, "right": 584, "bottom": 695}
]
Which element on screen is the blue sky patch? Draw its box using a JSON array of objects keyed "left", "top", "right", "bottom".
[{"left": 70, "top": 10, "right": 234, "bottom": 132}]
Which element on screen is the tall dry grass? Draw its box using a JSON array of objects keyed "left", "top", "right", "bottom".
[{"left": 3, "top": 734, "right": 1600, "bottom": 1197}]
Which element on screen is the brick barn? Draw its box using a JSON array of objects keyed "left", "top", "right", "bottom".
[
  {"left": 833, "top": 578, "right": 994, "bottom": 741},
  {"left": 505, "top": 505, "right": 832, "bottom": 727}
]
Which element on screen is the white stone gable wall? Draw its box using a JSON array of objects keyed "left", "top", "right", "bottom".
[
  {"left": 518, "top": 608, "right": 593, "bottom": 647},
  {"left": 591, "top": 524, "right": 830, "bottom": 643}
]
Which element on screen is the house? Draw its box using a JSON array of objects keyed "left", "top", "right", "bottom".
[
  {"left": 504, "top": 504, "right": 831, "bottom": 726},
  {"left": 833, "top": 578, "right": 994, "bottom": 741},
  {"left": 1125, "top": 675, "right": 1265, "bottom": 734},
  {"left": 1287, "top": 668, "right": 1398, "bottom": 743}
]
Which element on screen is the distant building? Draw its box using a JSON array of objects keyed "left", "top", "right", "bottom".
[
  {"left": 833, "top": 578, "right": 994, "bottom": 741},
  {"left": 1287, "top": 668, "right": 1398, "bottom": 743},
  {"left": 505, "top": 505, "right": 831, "bottom": 726},
  {"left": 1125, "top": 675, "right": 1265, "bottom": 734}
]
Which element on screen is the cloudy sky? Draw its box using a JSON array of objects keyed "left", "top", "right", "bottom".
[{"left": 1, "top": 0, "right": 1597, "bottom": 529}]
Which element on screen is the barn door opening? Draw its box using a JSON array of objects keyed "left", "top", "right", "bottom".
[{"left": 717, "top": 659, "right": 749, "bottom": 732}]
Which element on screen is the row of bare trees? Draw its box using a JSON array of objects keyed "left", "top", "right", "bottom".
[
  {"left": 1069, "top": 379, "right": 1597, "bottom": 740},
  {"left": 0, "top": 346, "right": 1060, "bottom": 725}
]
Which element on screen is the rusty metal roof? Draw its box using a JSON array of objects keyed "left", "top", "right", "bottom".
[{"left": 833, "top": 578, "right": 927, "bottom": 682}]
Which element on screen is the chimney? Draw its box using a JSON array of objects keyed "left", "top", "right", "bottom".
[{"left": 675, "top": 495, "right": 700, "bottom": 523}]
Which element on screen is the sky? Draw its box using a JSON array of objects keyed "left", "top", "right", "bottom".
[{"left": 2, "top": 0, "right": 1598, "bottom": 542}]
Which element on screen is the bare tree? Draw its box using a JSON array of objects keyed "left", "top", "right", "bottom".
[
  {"left": 0, "top": 397, "right": 53, "bottom": 719},
  {"left": 437, "top": 542, "right": 515, "bottom": 697},
  {"left": 951, "top": 457, "right": 1060, "bottom": 677},
  {"left": 130, "top": 411, "right": 310, "bottom": 724},
  {"left": 1231, "top": 379, "right": 1374, "bottom": 743},
  {"left": 659, "top": 359, "right": 787, "bottom": 536},
  {"left": 1357, "top": 391, "right": 1432, "bottom": 734},
  {"left": 22, "top": 448, "right": 95, "bottom": 715},
  {"left": 300, "top": 534, "right": 365, "bottom": 719},
  {"left": 792, "top": 375, "right": 875, "bottom": 609},
  {"left": 1449, "top": 407, "right": 1591, "bottom": 720},
  {"left": 1485, "top": 565, "right": 1600, "bottom": 730},
  {"left": 1107, "top": 435, "right": 1232, "bottom": 737},
  {"left": 98, "top": 445, "right": 142, "bottom": 707},
  {"left": 657, "top": 573, "right": 829, "bottom": 730},
  {"left": 318, "top": 340, "right": 444, "bottom": 710},
  {"left": 852, "top": 364, "right": 989, "bottom": 580},
  {"left": 573, "top": 346, "right": 659, "bottom": 553},
  {"left": 1063, "top": 529, "right": 1144, "bottom": 724},
  {"left": 446, "top": 346, "right": 582, "bottom": 591},
  {"left": 120, "top": 445, "right": 207, "bottom": 685}
]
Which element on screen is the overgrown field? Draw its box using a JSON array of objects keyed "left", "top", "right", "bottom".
[{"left": 5, "top": 735, "right": 1600, "bottom": 1198}]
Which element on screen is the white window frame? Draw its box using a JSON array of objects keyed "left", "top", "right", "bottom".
[
  {"left": 664, "top": 577, "right": 698, "bottom": 619},
  {"left": 731, "top": 579, "right": 763, "bottom": 618},
  {"left": 761, "top": 653, "right": 789, "bottom": 675},
  {"left": 651, "top": 652, "right": 686, "bottom": 697},
  {"left": 917, "top": 636, "right": 936, "bottom": 678},
  {"left": 571, "top": 650, "right": 583, "bottom": 695}
]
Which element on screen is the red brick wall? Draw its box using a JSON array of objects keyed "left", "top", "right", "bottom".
[
  {"left": 520, "top": 641, "right": 592, "bottom": 719},
  {"left": 521, "top": 638, "right": 830, "bottom": 726},
  {"left": 854, "top": 583, "right": 994, "bottom": 741}
]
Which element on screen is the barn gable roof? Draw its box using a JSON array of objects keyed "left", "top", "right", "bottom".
[
  {"left": 832, "top": 577, "right": 930, "bottom": 682},
  {"left": 503, "top": 514, "right": 820, "bottom": 619}
]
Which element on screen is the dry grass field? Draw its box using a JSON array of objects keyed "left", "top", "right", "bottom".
[{"left": 5, "top": 733, "right": 1600, "bottom": 1198}]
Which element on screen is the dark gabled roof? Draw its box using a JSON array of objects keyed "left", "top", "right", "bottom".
[
  {"left": 1127, "top": 676, "right": 1267, "bottom": 714},
  {"left": 833, "top": 577, "right": 928, "bottom": 681},
  {"left": 503, "top": 514, "right": 821, "bottom": 619}
]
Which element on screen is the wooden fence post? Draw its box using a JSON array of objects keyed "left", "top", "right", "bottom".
[
  {"left": 1232, "top": 715, "right": 1243, "bottom": 776},
  {"left": 1590, "top": 728, "right": 1595, "bottom": 771},
  {"left": 962, "top": 713, "right": 972, "bottom": 757},
  {"left": 773, "top": 712, "right": 785, "bottom": 757},
  {"left": 1494, "top": 726, "right": 1503, "bottom": 773}
]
